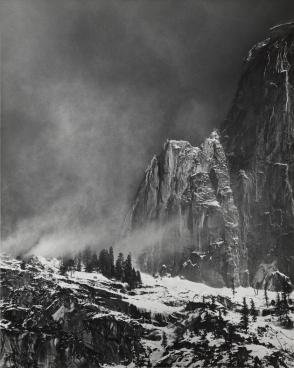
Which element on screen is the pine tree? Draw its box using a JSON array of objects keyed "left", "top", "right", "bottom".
[
  {"left": 211, "top": 296, "right": 216, "bottom": 311},
  {"left": 59, "top": 256, "right": 74, "bottom": 275},
  {"left": 20, "top": 260, "right": 26, "bottom": 270},
  {"left": 95, "top": 252, "right": 101, "bottom": 271},
  {"left": 59, "top": 259, "right": 68, "bottom": 275},
  {"left": 67, "top": 258, "right": 75, "bottom": 275},
  {"left": 264, "top": 285, "right": 269, "bottom": 307},
  {"left": 281, "top": 292, "right": 289, "bottom": 318},
  {"left": 162, "top": 331, "right": 167, "bottom": 348},
  {"left": 124, "top": 253, "right": 133, "bottom": 287},
  {"left": 215, "top": 310, "right": 225, "bottom": 338},
  {"left": 109, "top": 246, "right": 115, "bottom": 277},
  {"left": 227, "top": 324, "right": 235, "bottom": 343},
  {"left": 83, "top": 246, "right": 93, "bottom": 272},
  {"left": 250, "top": 299, "right": 257, "bottom": 322},
  {"left": 276, "top": 293, "right": 282, "bottom": 319},
  {"left": 282, "top": 279, "right": 292, "bottom": 302},
  {"left": 231, "top": 277, "right": 236, "bottom": 297},
  {"left": 132, "top": 268, "right": 137, "bottom": 289},
  {"left": 115, "top": 252, "right": 125, "bottom": 281},
  {"left": 240, "top": 297, "right": 249, "bottom": 332},
  {"left": 75, "top": 252, "right": 82, "bottom": 271},
  {"left": 136, "top": 270, "right": 142, "bottom": 285},
  {"left": 253, "top": 356, "right": 262, "bottom": 368},
  {"left": 98, "top": 249, "right": 108, "bottom": 276}
]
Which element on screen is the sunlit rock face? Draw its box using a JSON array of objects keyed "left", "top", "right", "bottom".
[
  {"left": 221, "top": 22, "right": 294, "bottom": 285},
  {"left": 130, "top": 132, "right": 248, "bottom": 287}
]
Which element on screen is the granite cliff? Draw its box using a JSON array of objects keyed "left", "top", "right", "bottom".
[
  {"left": 222, "top": 22, "right": 294, "bottom": 287},
  {"left": 129, "top": 23, "right": 294, "bottom": 289},
  {"left": 130, "top": 133, "right": 248, "bottom": 287}
]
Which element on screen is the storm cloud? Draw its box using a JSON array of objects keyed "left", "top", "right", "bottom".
[{"left": 1, "top": 0, "right": 294, "bottom": 255}]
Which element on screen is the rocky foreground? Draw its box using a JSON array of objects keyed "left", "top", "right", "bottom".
[{"left": 1, "top": 254, "right": 294, "bottom": 367}]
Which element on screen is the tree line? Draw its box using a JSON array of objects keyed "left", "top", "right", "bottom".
[
  {"left": 60, "top": 246, "right": 142, "bottom": 289},
  {"left": 239, "top": 292, "right": 293, "bottom": 332}
]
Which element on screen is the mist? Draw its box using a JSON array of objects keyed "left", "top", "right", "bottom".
[{"left": 2, "top": 0, "right": 294, "bottom": 256}]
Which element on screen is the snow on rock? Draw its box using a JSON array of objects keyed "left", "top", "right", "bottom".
[
  {"left": 1, "top": 253, "right": 294, "bottom": 367},
  {"left": 139, "top": 273, "right": 281, "bottom": 309}
]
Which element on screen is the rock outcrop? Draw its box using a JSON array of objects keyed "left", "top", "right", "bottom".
[
  {"left": 252, "top": 261, "right": 294, "bottom": 292},
  {"left": 130, "top": 23, "right": 294, "bottom": 287},
  {"left": 221, "top": 22, "right": 294, "bottom": 284},
  {"left": 0, "top": 261, "right": 145, "bottom": 367},
  {"left": 129, "top": 132, "right": 248, "bottom": 287}
]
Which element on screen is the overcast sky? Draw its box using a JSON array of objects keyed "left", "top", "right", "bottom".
[{"left": 2, "top": 0, "right": 294, "bottom": 255}]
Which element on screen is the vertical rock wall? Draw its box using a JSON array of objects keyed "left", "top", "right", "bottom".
[
  {"left": 130, "top": 132, "right": 248, "bottom": 287},
  {"left": 129, "top": 23, "right": 294, "bottom": 288},
  {"left": 222, "top": 23, "right": 294, "bottom": 285}
]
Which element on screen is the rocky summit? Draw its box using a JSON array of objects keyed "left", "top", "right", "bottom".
[
  {"left": 129, "top": 23, "right": 294, "bottom": 290},
  {"left": 130, "top": 132, "right": 248, "bottom": 288}
]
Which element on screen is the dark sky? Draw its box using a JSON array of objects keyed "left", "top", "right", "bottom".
[{"left": 2, "top": 0, "right": 294, "bottom": 255}]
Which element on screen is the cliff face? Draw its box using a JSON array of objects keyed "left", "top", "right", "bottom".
[
  {"left": 130, "top": 132, "right": 248, "bottom": 287},
  {"left": 130, "top": 23, "right": 294, "bottom": 288},
  {"left": 222, "top": 23, "right": 294, "bottom": 285}
]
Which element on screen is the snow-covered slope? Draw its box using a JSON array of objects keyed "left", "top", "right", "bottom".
[{"left": 1, "top": 253, "right": 294, "bottom": 367}]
